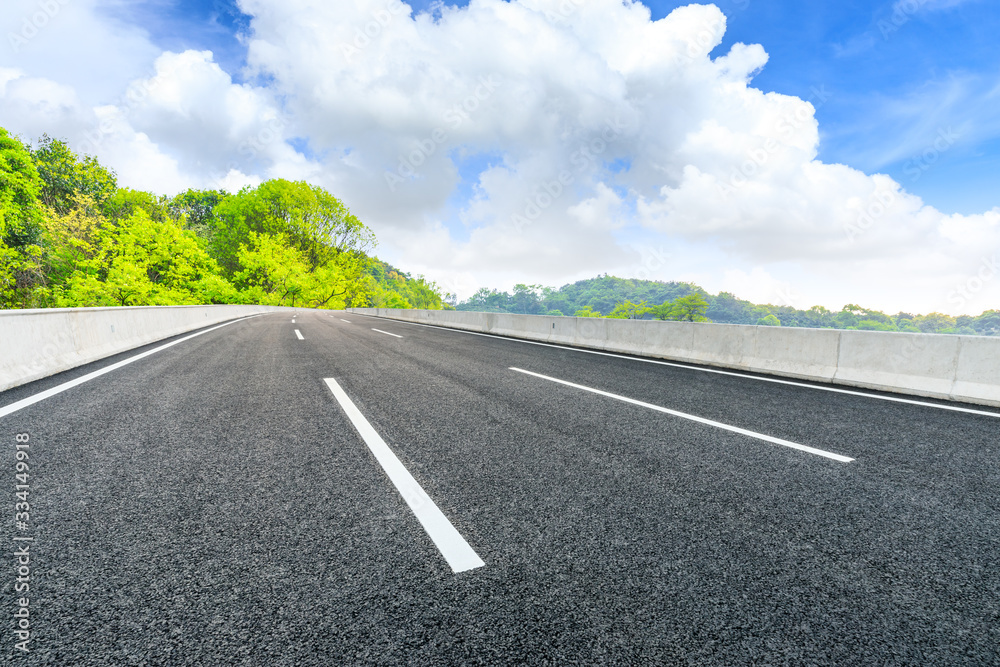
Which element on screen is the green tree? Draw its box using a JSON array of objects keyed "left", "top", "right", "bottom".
[
  {"left": 209, "top": 179, "right": 375, "bottom": 307},
  {"left": 55, "top": 209, "right": 236, "bottom": 307},
  {"left": 575, "top": 306, "right": 603, "bottom": 317},
  {"left": 857, "top": 319, "right": 897, "bottom": 331},
  {"left": 361, "top": 262, "right": 445, "bottom": 310},
  {"left": 30, "top": 135, "right": 117, "bottom": 214},
  {"left": 40, "top": 194, "right": 103, "bottom": 292},
  {"left": 232, "top": 231, "right": 367, "bottom": 309},
  {"left": 913, "top": 312, "right": 957, "bottom": 334},
  {"left": 834, "top": 305, "right": 862, "bottom": 329},
  {"left": 102, "top": 188, "right": 172, "bottom": 224},
  {"left": 650, "top": 300, "right": 673, "bottom": 320},
  {"left": 671, "top": 293, "right": 710, "bottom": 322},
  {"left": 511, "top": 283, "right": 546, "bottom": 314},
  {"left": 972, "top": 310, "right": 1000, "bottom": 335},
  {"left": 757, "top": 314, "right": 781, "bottom": 327},
  {"left": 394, "top": 274, "right": 445, "bottom": 310},
  {"left": 608, "top": 300, "right": 648, "bottom": 319},
  {"left": 460, "top": 287, "right": 512, "bottom": 313},
  {"left": 802, "top": 305, "right": 834, "bottom": 329},
  {"left": 211, "top": 179, "right": 373, "bottom": 274},
  {"left": 0, "top": 128, "right": 46, "bottom": 307},
  {"left": 707, "top": 291, "right": 751, "bottom": 323},
  {"left": 233, "top": 232, "right": 315, "bottom": 307},
  {"left": 169, "top": 189, "right": 226, "bottom": 239}
]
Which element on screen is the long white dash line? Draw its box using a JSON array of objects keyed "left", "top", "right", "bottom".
[
  {"left": 294, "top": 329, "right": 305, "bottom": 340},
  {"left": 323, "top": 378, "right": 484, "bottom": 573},
  {"left": 0, "top": 315, "right": 264, "bottom": 420},
  {"left": 349, "top": 314, "right": 1000, "bottom": 420},
  {"left": 511, "top": 367, "right": 855, "bottom": 463},
  {"left": 372, "top": 328, "right": 403, "bottom": 338},
  {"left": 340, "top": 319, "right": 352, "bottom": 323}
]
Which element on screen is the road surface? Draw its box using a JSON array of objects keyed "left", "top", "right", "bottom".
[{"left": 2, "top": 311, "right": 998, "bottom": 665}]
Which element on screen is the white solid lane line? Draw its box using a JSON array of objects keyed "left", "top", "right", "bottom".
[
  {"left": 372, "top": 328, "right": 403, "bottom": 338},
  {"left": 0, "top": 315, "right": 264, "bottom": 420},
  {"left": 295, "top": 329, "right": 305, "bottom": 340},
  {"left": 323, "top": 378, "right": 485, "bottom": 573},
  {"left": 511, "top": 367, "right": 855, "bottom": 463},
  {"left": 351, "top": 314, "right": 1000, "bottom": 419}
]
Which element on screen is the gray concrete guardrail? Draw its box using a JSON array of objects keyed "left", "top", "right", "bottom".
[
  {"left": 0, "top": 305, "right": 292, "bottom": 393},
  {"left": 350, "top": 308, "right": 1000, "bottom": 408}
]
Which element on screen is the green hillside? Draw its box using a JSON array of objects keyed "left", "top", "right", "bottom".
[{"left": 457, "top": 278, "right": 1000, "bottom": 336}]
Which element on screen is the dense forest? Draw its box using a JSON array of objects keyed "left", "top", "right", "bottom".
[
  {"left": 0, "top": 127, "right": 445, "bottom": 310},
  {"left": 456, "top": 277, "right": 1000, "bottom": 336}
]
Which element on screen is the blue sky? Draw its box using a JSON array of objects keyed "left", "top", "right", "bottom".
[
  {"left": 121, "top": 0, "right": 999, "bottom": 214},
  {"left": 101, "top": 0, "right": 252, "bottom": 76},
  {"left": 4, "top": 0, "right": 997, "bottom": 313}
]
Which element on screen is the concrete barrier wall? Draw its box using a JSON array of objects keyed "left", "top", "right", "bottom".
[
  {"left": 350, "top": 308, "right": 1000, "bottom": 408},
  {"left": 0, "top": 304, "right": 290, "bottom": 392}
]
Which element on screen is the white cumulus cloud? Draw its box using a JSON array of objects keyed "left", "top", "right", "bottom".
[{"left": 0, "top": 0, "right": 997, "bottom": 314}]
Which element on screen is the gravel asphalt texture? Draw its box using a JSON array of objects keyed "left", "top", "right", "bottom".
[{"left": 2, "top": 311, "right": 999, "bottom": 665}]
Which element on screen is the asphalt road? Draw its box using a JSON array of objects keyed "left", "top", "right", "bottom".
[{"left": 2, "top": 310, "right": 999, "bottom": 666}]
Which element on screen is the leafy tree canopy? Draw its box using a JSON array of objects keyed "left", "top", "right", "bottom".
[
  {"left": 0, "top": 129, "right": 45, "bottom": 307},
  {"left": 212, "top": 179, "right": 374, "bottom": 275},
  {"left": 53, "top": 207, "right": 231, "bottom": 307},
  {"left": 0, "top": 128, "right": 44, "bottom": 244},
  {"left": 30, "top": 135, "right": 117, "bottom": 214},
  {"left": 0, "top": 126, "right": 444, "bottom": 311}
]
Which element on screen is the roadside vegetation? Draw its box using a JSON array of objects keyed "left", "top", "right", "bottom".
[
  {"left": 0, "top": 127, "right": 445, "bottom": 311},
  {"left": 455, "top": 278, "right": 1000, "bottom": 336}
]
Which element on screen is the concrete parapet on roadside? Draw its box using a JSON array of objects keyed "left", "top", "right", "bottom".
[
  {"left": 349, "top": 308, "right": 1000, "bottom": 409},
  {"left": 0, "top": 305, "right": 291, "bottom": 393}
]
